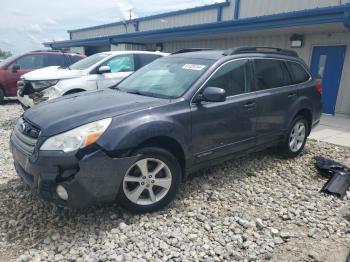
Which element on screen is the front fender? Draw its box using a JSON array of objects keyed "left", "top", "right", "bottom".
[{"left": 98, "top": 110, "right": 191, "bottom": 160}]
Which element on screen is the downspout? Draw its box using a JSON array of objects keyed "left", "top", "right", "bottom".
[{"left": 234, "top": 0, "right": 240, "bottom": 20}]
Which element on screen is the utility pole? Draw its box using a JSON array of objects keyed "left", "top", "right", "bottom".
[{"left": 128, "top": 8, "right": 134, "bottom": 20}]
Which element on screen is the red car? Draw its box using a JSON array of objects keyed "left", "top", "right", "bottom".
[{"left": 0, "top": 50, "right": 85, "bottom": 104}]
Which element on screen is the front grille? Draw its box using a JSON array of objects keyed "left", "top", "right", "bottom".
[{"left": 11, "top": 118, "right": 40, "bottom": 156}]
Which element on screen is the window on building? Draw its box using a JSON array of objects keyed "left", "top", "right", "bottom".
[
  {"left": 254, "top": 59, "right": 292, "bottom": 90},
  {"left": 286, "top": 61, "right": 310, "bottom": 84},
  {"left": 204, "top": 59, "right": 252, "bottom": 96},
  {"left": 103, "top": 55, "right": 135, "bottom": 73}
]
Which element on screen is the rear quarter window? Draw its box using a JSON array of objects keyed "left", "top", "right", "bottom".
[{"left": 286, "top": 61, "right": 310, "bottom": 84}]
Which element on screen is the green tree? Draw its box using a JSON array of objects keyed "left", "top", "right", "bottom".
[{"left": 0, "top": 48, "right": 12, "bottom": 58}]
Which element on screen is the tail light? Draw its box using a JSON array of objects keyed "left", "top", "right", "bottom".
[{"left": 315, "top": 81, "right": 323, "bottom": 94}]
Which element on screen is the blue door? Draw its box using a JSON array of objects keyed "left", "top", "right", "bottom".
[{"left": 310, "top": 45, "right": 346, "bottom": 115}]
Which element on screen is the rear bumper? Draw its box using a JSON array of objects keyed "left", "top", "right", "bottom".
[{"left": 10, "top": 136, "right": 139, "bottom": 208}]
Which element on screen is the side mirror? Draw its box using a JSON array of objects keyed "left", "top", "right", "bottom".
[
  {"left": 11, "top": 64, "right": 20, "bottom": 73},
  {"left": 198, "top": 87, "right": 226, "bottom": 103},
  {"left": 98, "top": 65, "right": 111, "bottom": 74}
]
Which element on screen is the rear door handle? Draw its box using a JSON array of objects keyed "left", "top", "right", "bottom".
[{"left": 288, "top": 93, "right": 297, "bottom": 99}]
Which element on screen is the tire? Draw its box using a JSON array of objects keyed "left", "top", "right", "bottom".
[
  {"left": 0, "top": 88, "right": 4, "bottom": 105},
  {"left": 279, "top": 115, "right": 309, "bottom": 158},
  {"left": 117, "top": 147, "right": 182, "bottom": 213}
]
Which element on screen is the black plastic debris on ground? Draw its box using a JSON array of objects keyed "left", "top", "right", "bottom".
[{"left": 314, "top": 156, "right": 350, "bottom": 199}]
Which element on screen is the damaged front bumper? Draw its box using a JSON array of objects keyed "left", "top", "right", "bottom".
[
  {"left": 17, "top": 80, "right": 61, "bottom": 108},
  {"left": 10, "top": 140, "right": 139, "bottom": 208}
]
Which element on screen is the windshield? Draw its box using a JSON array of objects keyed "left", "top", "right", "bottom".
[
  {"left": 117, "top": 57, "right": 213, "bottom": 98},
  {"left": 0, "top": 55, "right": 19, "bottom": 68},
  {"left": 69, "top": 53, "right": 110, "bottom": 70}
]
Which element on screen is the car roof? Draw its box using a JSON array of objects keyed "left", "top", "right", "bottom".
[
  {"left": 170, "top": 50, "right": 225, "bottom": 60},
  {"left": 100, "top": 51, "right": 169, "bottom": 56}
]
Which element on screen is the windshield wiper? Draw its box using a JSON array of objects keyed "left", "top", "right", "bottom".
[{"left": 125, "top": 90, "right": 147, "bottom": 96}]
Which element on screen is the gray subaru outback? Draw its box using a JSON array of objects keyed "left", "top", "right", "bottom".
[{"left": 10, "top": 47, "right": 322, "bottom": 213}]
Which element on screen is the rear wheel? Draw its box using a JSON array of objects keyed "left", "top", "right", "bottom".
[
  {"left": 279, "top": 116, "right": 309, "bottom": 158},
  {"left": 0, "top": 88, "right": 4, "bottom": 105},
  {"left": 117, "top": 147, "right": 182, "bottom": 213}
]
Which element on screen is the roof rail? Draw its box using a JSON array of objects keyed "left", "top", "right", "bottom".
[
  {"left": 171, "top": 48, "right": 213, "bottom": 55},
  {"left": 32, "top": 49, "right": 82, "bottom": 55},
  {"left": 223, "top": 47, "right": 299, "bottom": 57}
]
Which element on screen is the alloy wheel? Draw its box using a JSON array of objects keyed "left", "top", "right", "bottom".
[
  {"left": 289, "top": 121, "right": 306, "bottom": 152},
  {"left": 122, "top": 158, "right": 172, "bottom": 205}
]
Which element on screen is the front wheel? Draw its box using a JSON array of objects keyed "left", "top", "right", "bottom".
[
  {"left": 279, "top": 116, "right": 309, "bottom": 158},
  {"left": 117, "top": 147, "right": 182, "bottom": 213}
]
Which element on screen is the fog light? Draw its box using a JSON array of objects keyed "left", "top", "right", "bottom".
[{"left": 56, "top": 185, "right": 68, "bottom": 201}]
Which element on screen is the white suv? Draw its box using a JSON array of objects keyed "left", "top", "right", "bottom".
[{"left": 17, "top": 51, "right": 168, "bottom": 108}]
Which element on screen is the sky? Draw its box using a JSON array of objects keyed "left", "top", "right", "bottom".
[{"left": 0, "top": 0, "right": 217, "bottom": 55}]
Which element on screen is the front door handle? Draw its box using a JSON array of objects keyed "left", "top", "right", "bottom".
[
  {"left": 288, "top": 93, "right": 297, "bottom": 99},
  {"left": 243, "top": 102, "right": 256, "bottom": 110}
]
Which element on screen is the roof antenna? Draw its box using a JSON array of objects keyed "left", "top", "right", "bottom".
[{"left": 51, "top": 40, "right": 72, "bottom": 70}]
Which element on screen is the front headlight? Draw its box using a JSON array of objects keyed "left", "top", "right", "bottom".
[
  {"left": 32, "top": 80, "right": 59, "bottom": 91},
  {"left": 40, "top": 118, "right": 112, "bottom": 152}
]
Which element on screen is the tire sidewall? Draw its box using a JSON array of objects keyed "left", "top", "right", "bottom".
[
  {"left": 117, "top": 147, "right": 182, "bottom": 213},
  {"left": 0, "top": 88, "right": 4, "bottom": 104},
  {"left": 284, "top": 116, "right": 309, "bottom": 157}
]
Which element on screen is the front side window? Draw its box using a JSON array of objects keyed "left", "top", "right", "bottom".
[
  {"left": 102, "top": 55, "right": 134, "bottom": 73},
  {"left": 286, "top": 61, "right": 310, "bottom": 84},
  {"left": 254, "top": 59, "right": 292, "bottom": 90},
  {"left": 204, "top": 59, "right": 252, "bottom": 96},
  {"left": 70, "top": 53, "right": 109, "bottom": 70},
  {"left": 13, "top": 54, "right": 45, "bottom": 70},
  {"left": 117, "top": 57, "right": 213, "bottom": 98}
]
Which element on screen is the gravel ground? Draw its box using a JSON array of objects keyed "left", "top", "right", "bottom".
[{"left": 0, "top": 102, "right": 349, "bottom": 262}]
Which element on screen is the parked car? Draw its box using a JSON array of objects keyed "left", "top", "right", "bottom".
[
  {"left": 10, "top": 47, "right": 322, "bottom": 213},
  {"left": 17, "top": 51, "right": 168, "bottom": 108},
  {"left": 0, "top": 50, "right": 85, "bottom": 104}
]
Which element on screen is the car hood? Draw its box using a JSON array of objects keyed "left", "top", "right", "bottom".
[
  {"left": 23, "top": 90, "right": 170, "bottom": 137},
  {"left": 21, "top": 66, "right": 84, "bottom": 81}
]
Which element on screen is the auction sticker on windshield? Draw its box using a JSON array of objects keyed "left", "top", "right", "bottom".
[{"left": 182, "top": 64, "right": 206, "bottom": 71}]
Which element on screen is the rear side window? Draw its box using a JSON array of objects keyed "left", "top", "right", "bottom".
[
  {"left": 204, "top": 59, "right": 252, "bottom": 96},
  {"left": 286, "top": 61, "right": 310, "bottom": 84},
  {"left": 254, "top": 59, "right": 292, "bottom": 90},
  {"left": 136, "top": 54, "right": 161, "bottom": 69},
  {"left": 47, "top": 54, "right": 65, "bottom": 67}
]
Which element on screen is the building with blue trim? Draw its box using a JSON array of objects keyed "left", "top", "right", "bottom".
[{"left": 44, "top": 0, "right": 350, "bottom": 115}]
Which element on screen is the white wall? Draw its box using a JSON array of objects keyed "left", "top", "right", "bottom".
[
  {"left": 111, "top": 44, "right": 146, "bottom": 51},
  {"left": 239, "top": 0, "right": 350, "bottom": 18},
  {"left": 70, "top": 46, "right": 85, "bottom": 55}
]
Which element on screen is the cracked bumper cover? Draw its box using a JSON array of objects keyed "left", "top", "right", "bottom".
[{"left": 11, "top": 141, "right": 139, "bottom": 208}]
